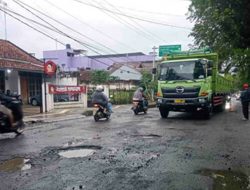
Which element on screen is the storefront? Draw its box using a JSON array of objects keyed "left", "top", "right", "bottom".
[{"left": 0, "top": 40, "right": 43, "bottom": 104}]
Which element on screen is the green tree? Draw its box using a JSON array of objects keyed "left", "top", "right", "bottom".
[
  {"left": 188, "top": 0, "right": 250, "bottom": 83},
  {"left": 90, "top": 70, "right": 110, "bottom": 85},
  {"left": 140, "top": 71, "right": 157, "bottom": 101}
]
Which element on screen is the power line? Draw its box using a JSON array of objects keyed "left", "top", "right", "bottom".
[
  {"left": 0, "top": 6, "right": 65, "bottom": 46},
  {"left": 73, "top": 0, "right": 192, "bottom": 30},
  {"left": 1, "top": 3, "right": 153, "bottom": 75},
  {"left": 86, "top": 0, "right": 157, "bottom": 43},
  {"left": 12, "top": 0, "right": 113, "bottom": 54},
  {"left": 42, "top": 0, "right": 138, "bottom": 53},
  {"left": 113, "top": 5, "right": 185, "bottom": 18},
  {"left": 101, "top": 0, "right": 166, "bottom": 43},
  {"left": 1, "top": 6, "right": 140, "bottom": 74},
  {"left": 13, "top": 0, "right": 137, "bottom": 63}
]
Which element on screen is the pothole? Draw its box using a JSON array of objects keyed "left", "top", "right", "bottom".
[
  {"left": 198, "top": 168, "right": 250, "bottom": 190},
  {"left": 58, "top": 145, "right": 102, "bottom": 158},
  {"left": 0, "top": 158, "right": 31, "bottom": 172},
  {"left": 132, "top": 134, "right": 162, "bottom": 139}
]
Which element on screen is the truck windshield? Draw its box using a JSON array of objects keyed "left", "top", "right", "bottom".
[{"left": 159, "top": 61, "right": 206, "bottom": 81}]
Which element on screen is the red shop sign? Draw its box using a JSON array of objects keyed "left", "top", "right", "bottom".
[
  {"left": 44, "top": 61, "right": 57, "bottom": 76},
  {"left": 49, "top": 84, "right": 86, "bottom": 94}
]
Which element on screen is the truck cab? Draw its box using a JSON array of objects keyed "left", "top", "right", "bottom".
[{"left": 156, "top": 52, "right": 232, "bottom": 119}]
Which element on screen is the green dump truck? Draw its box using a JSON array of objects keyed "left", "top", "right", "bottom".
[{"left": 156, "top": 51, "right": 234, "bottom": 119}]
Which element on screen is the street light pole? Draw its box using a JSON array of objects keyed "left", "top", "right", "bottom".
[{"left": 0, "top": 0, "right": 7, "bottom": 40}]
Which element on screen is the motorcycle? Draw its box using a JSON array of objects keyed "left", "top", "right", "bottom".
[
  {"left": 93, "top": 103, "right": 111, "bottom": 122},
  {"left": 5, "top": 90, "right": 22, "bottom": 104},
  {"left": 132, "top": 99, "right": 148, "bottom": 115},
  {"left": 0, "top": 94, "right": 25, "bottom": 135}
]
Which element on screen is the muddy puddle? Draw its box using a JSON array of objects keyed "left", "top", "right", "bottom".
[
  {"left": 58, "top": 145, "right": 102, "bottom": 158},
  {"left": 198, "top": 169, "right": 250, "bottom": 190},
  {"left": 0, "top": 158, "right": 31, "bottom": 172},
  {"left": 59, "top": 149, "right": 96, "bottom": 158}
]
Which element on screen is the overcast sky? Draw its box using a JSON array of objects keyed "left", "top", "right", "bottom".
[{"left": 0, "top": 0, "right": 193, "bottom": 58}]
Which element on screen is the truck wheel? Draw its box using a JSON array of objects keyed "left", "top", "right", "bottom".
[
  {"left": 204, "top": 103, "right": 213, "bottom": 119},
  {"left": 159, "top": 107, "right": 169, "bottom": 118}
]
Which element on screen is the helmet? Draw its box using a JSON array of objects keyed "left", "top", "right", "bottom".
[
  {"left": 243, "top": 83, "right": 249, "bottom": 89},
  {"left": 96, "top": 85, "right": 104, "bottom": 92},
  {"left": 138, "top": 87, "right": 144, "bottom": 92}
]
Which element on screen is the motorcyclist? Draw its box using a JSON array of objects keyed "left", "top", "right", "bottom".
[
  {"left": 132, "top": 87, "right": 148, "bottom": 109},
  {"left": 91, "top": 85, "right": 113, "bottom": 113},
  {"left": 0, "top": 92, "right": 15, "bottom": 128}
]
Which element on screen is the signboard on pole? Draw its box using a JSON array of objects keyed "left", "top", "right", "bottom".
[
  {"left": 44, "top": 60, "right": 57, "bottom": 76},
  {"left": 159, "top": 45, "right": 181, "bottom": 56}
]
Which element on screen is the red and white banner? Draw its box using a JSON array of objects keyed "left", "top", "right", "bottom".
[{"left": 48, "top": 84, "right": 86, "bottom": 94}]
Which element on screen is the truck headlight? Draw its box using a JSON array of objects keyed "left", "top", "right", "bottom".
[
  {"left": 157, "top": 98, "right": 162, "bottom": 103},
  {"left": 198, "top": 98, "right": 206, "bottom": 103}
]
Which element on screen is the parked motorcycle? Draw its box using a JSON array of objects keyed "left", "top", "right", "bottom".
[
  {"left": 93, "top": 104, "right": 111, "bottom": 122},
  {"left": 132, "top": 99, "right": 148, "bottom": 115},
  {"left": 5, "top": 90, "right": 22, "bottom": 104},
  {"left": 0, "top": 94, "right": 25, "bottom": 135}
]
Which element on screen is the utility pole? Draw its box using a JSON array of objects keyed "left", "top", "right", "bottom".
[
  {"left": 0, "top": 0, "right": 7, "bottom": 40},
  {"left": 152, "top": 46, "right": 158, "bottom": 81},
  {"left": 151, "top": 46, "right": 158, "bottom": 101}
]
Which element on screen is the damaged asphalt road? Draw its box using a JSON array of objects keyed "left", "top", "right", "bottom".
[{"left": 0, "top": 102, "right": 250, "bottom": 190}]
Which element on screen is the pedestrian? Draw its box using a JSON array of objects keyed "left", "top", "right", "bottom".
[{"left": 240, "top": 83, "right": 250, "bottom": 120}]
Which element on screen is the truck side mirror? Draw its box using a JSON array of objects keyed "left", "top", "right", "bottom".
[
  {"left": 207, "top": 68, "right": 212, "bottom": 76},
  {"left": 207, "top": 61, "right": 213, "bottom": 68},
  {"left": 152, "top": 68, "right": 157, "bottom": 74}
]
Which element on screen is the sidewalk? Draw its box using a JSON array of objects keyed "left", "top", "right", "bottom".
[{"left": 23, "top": 107, "right": 92, "bottom": 124}]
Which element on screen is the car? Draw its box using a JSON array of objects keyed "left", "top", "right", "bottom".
[
  {"left": 29, "top": 94, "right": 70, "bottom": 106},
  {"left": 29, "top": 94, "right": 41, "bottom": 106},
  {"left": 54, "top": 94, "right": 69, "bottom": 102}
]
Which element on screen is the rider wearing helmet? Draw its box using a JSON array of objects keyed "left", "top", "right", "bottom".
[
  {"left": 133, "top": 87, "right": 147, "bottom": 109},
  {"left": 91, "top": 86, "right": 112, "bottom": 113}
]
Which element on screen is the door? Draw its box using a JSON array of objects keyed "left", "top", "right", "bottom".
[{"left": 20, "top": 76, "right": 29, "bottom": 104}]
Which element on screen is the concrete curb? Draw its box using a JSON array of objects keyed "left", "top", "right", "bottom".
[{"left": 24, "top": 114, "right": 86, "bottom": 125}]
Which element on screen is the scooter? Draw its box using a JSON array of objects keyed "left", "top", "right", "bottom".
[
  {"left": 0, "top": 94, "right": 25, "bottom": 135},
  {"left": 132, "top": 99, "right": 148, "bottom": 115},
  {"left": 93, "top": 104, "right": 111, "bottom": 122}
]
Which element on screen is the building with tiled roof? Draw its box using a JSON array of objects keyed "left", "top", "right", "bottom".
[{"left": 0, "top": 40, "right": 43, "bottom": 104}]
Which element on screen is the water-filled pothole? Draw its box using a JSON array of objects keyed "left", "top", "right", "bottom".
[
  {"left": 58, "top": 145, "right": 102, "bottom": 158},
  {"left": 198, "top": 168, "right": 250, "bottom": 190},
  {"left": 0, "top": 158, "right": 31, "bottom": 172}
]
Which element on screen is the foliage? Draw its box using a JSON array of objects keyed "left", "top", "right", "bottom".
[
  {"left": 109, "top": 89, "right": 134, "bottom": 105},
  {"left": 232, "top": 49, "right": 250, "bottom": 85},
  {"left": 108, "top": 76, "right": 120, "bottom": 82},
  {"left": 188, "top": 0, "right": 250, "bottom": 84},
  {"left": 90, "top": 70, "right": 110, "bottom": 85},
  {"left": 140, "top": 71, "right": 157, "bottom": 101}
]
